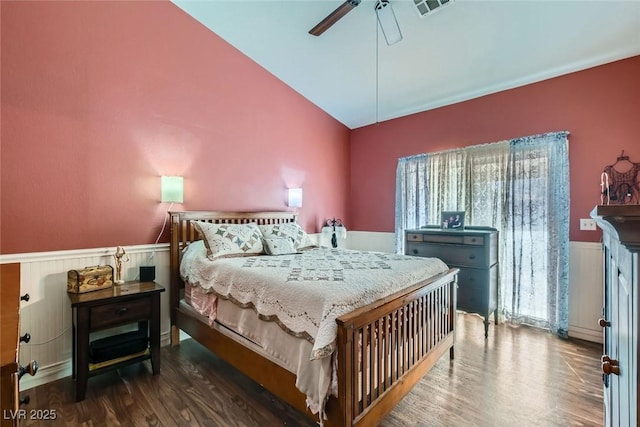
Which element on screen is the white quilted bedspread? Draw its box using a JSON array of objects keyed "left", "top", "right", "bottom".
[{"left": 181, "top": 242, "right": 448, "bottom": 359}]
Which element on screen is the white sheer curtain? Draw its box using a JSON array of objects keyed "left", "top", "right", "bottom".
[
  {"left": 394, "top": 154, "right": 428, "bottom": 252},
  {"left": 395, "top": 132, "right": 570, "bottom": 336},
  {"left": 394, "top": 150, "right": 469, "bottom": 252},
  {"left": 502, "top": 134, "right": 570, "bottom": 335}
]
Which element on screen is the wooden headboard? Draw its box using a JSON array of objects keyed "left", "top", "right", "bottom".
[{"left": 168, "top": 211, "right": 298, "bottom": 319}]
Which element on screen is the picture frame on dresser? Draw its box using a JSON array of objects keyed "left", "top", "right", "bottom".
[{"left": 440, "top": 211, "right": 465, "bottom": 230}]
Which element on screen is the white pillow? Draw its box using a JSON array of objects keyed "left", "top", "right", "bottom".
[
  {"left": 263, "top": 237, "right": 298, "bottom": 255},
  {"left": 192, "top": 221, "right": 264, "bottom": 260},
  {"left": 259, "top": 223, "right": 316, "bottom": 250}
]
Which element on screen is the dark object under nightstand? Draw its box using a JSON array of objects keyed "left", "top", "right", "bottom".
[
  {"left": 67, "top": 281, "right": 164, "bottom": 402},
  {"left": 405, "top": 226, "right": 498, "bottom": 338}
]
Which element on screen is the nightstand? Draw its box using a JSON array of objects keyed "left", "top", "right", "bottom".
[{"left": 67, "top": 281, "right": 164, "bottom": 402}]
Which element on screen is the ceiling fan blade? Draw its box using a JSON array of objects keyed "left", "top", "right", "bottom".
[{"left": 309, "top": 0, "right": 361, "bottom": 36}]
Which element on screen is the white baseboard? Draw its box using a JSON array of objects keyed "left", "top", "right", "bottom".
[
  {"left": 19, "top": 360, "right": 72, "bottom": 391},
  {"left": 20, "top": 331, "right": 173, "bottom": 391},
  {"left": 346, "top": 231, "right": 396, "bottom": 253},
  {"left": 569, "top": 326, "right": 603, "bottom": 344}
]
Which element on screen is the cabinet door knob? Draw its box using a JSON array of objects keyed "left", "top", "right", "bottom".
[
  {"left": 602, "top": 355, "right": 620, "bottom": 376},
  {"left": 598, "top": 318, "right": 610, "bottom": 328},
  {"left": 412, "top": 249, "right": 418, "bottom": 255},
  {"left": 20, "top": 395, "right": 30, "bottom": 406},
  {"left": 602, "top": 361, "right": 620, "bottom": 376},
  {"left": 20, "top": 332, "right": 31, "bottom": 343},
  {"left": 18, "top": 360, "right": 38, "bottom": 379},
  {"left": 116, "top": 307, "right": 128, "bottom": 315},
  {"left": 20, "top": 293, "right": 30, "bottom": 302}
]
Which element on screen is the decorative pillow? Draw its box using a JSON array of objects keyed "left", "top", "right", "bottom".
[
  {"left": 192, "top": 221, "right": 264, "bottom": 260},
  {"left": 259, "top": 223, "right": 315, "bottom": 250},
  {"left": 263, "top": 237, "right": 298, "bottom": 255}
]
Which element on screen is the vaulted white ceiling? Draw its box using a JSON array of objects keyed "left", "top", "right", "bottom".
[{"left": 173, "top": 0, "right": 640, "bottom": 129}]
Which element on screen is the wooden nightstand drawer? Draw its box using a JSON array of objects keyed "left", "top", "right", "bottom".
[{"left": 90, "top": 298, "right": 151, "bottom": 330}]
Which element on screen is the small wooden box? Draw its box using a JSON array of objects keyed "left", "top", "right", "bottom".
[{"left": 67, "top": 265, "right": 114, "bottom": 293}]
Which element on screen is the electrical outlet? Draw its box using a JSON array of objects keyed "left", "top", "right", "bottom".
[{"left": 580, "top": 218, "right": 596, "bottom": 231}]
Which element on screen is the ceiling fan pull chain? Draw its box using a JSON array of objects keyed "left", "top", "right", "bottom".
[{"left": 376, "top": 15, "right": 380, "bottom": 125}]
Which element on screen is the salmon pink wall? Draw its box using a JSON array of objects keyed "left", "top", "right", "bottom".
[
  {"left": 350, "top": 56, "right": 640, "bottom": 242},
  {"left": 1, "top": 1, "right": 350, "bottom": 254}
]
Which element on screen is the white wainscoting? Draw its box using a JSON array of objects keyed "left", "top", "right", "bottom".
[
  {"left": 346, "top": 231, "right": 396, "bottom": 253},
  {"left": 0, "top": 235, "right": 603, "bottom": 391},
  {"left": 568, "top": 241, "right": 604, "bottom": 343},
  {"left": 0, "top": 245, "right": 171, "bottom": 391}
]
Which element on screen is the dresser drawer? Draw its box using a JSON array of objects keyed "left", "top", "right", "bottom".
[
  {"left": 463, "top": 235, "right": 484, "bottom": 246},
  {"left": 422, "top": 234, "right": 465, "bottom": 244},
  {"left": 456, "top": 268, "right": 489, "bottom": 311},
  {"left": 406, "top": 233, "right": 424, "bottom": 242},
  {"left": 408, "top": 232, "right": 485, "bottom": 245},
  {"left": 406, "top": 242, "right": 486, "bottom": 268},
  {"left": 90, "top": 298, "right": 151, "bottom": 330}
]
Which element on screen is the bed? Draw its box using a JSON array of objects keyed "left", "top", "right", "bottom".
[{"left": 169, "top": 211, "right": 458, "bottom": 427}]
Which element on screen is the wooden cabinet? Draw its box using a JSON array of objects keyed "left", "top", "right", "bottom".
[
  {"left": 1, "top": 263, "right": 37, "bottom": 427},
  {"left": 67, "top": 281, "right": 164, "bottom": 402},
  {"left": 592, "top": 205, "right": 640, "bottom": 427},
  {"left": 405, "top": 227, "right": 498, "bottom": 337}
]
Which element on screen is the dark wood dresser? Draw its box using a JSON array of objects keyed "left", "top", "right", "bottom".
[
  {"left": 592, "top": 205, "right": 639, "bottom": 427},
  {"left": 405, "top": 226, "right": 498, "bottom": 337}
]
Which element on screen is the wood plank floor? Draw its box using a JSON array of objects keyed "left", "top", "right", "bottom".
[{"left": 21, "top": 313, "right": 603, "bottom": 426}]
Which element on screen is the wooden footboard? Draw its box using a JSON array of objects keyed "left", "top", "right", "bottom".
[
  {"left": 328, "top": 269, "right": 457, "bottom": 427},
  {"left": 169, "top": 211, "right": 457, "bottom": 427}
]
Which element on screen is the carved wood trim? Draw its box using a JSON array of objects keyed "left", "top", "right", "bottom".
[{"left": 592, "top": 205, "right": 640, "bottom": 251}]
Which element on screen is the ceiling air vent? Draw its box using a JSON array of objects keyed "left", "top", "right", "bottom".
[{"left": 413, "top": 0, "right": 453, "bottom": 17}]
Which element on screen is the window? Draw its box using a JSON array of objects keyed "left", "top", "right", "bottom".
[{"left": 395, "top": 131, "right": 570, "bottom": 336}]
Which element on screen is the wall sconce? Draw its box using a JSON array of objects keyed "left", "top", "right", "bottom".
[
  {"left": 161, "top": 176, "right": 184, "bottom": 203},
  {"left": 288, "top": 188, "right": 303, "bottom": 208},
  {"left": 150, "top": 176, "right": 184, "bottom": 273}
]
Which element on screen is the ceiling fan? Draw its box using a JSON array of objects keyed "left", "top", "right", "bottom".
[
  {"left": 308, "top": 0, "right": 453, "bottom": 44},
  {"left": 308, "top": 0, "right": 402, "bottom": 46},
  {"left": 308, "top": 0, "right": 362, "bottom": 37}
]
